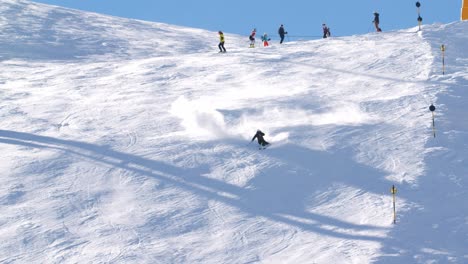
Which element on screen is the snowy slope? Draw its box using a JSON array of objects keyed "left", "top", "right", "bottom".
[{"left": 1, "top": 0, "right": 467, "bottom": 263}]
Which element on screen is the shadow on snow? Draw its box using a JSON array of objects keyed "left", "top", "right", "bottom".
[{"left": 0, "top": 129, "right": 390, "bottom": 243}]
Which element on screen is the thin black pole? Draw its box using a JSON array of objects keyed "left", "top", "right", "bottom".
[{"left": 430, "top": 104, "right": 436, "bottom": 138}]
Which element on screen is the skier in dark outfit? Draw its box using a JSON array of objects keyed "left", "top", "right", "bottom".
[
  {"left": 373, "top": 12, "right": 382, "bottom": 32},
  {"left": 251, "top": 130, "right": 270, "bottom": 148},
  {"left": 278, "top": 24, "right": 287, "bottom": 44},
  {"left": 322, "top": 23, "right": 331, "bottom": 38}
]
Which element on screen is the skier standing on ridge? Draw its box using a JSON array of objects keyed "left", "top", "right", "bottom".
[
  {"left": 251, "top": 130, "right": 270, "bottom": 149},
  {"left": 322, "top": 23, "right": 331, "bottom": 38},
  {"left": 218, "top": 31, "right": 226, "bottom": 53},
  {"left": 249, "top": 28, "right": 257, "bottom": 48},
  {"left": 261, "top": 33, "right": 270, "bottom": 47},
  {"left": 278, "top": 24, "right": 287, "bottom": 44},
  {"left": 373, "top": 12, "right": 382, "bottom": 32}
]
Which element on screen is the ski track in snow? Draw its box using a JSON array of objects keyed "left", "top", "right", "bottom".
[{"left": 0, "top": 1, "right": 467, "bottom": 263}]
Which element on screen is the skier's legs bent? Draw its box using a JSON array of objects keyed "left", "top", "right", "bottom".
[{"left": 218, "top": 42, "right": 226, "bottom": 52}]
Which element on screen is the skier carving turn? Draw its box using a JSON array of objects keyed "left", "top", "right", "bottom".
[{"left": 251, "top": 130, "right": 270, "bottom": 149}]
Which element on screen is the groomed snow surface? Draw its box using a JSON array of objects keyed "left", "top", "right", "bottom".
[{"left": 0, "top": 0, "right": 467, "bottom": 263}]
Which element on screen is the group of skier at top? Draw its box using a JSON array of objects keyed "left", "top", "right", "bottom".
[
  {"left": 227, "top": 12, "right": 382, "bottom": 148},
  {"left": 217, "top": 12, "right": 382, "bottom": 53}
]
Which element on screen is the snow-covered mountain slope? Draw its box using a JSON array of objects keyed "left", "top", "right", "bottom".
[
  {"left": 1, "top": 0, "right": 467, "bottom": 263},
  {"left": 0, "top": 0, "right": 218, "bottom": 60}
]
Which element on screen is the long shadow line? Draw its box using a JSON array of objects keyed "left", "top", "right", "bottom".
[{"left": 0, "top": 129, "right": 387, "bottom": 242}]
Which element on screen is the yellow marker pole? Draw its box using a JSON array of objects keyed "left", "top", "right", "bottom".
[
  {"left": 462, "top": 0, "right": 468, "bottom": 20},
  {"left": 391, "top": 185, "right": 397, "bottom": 224},
  {"left": 440, "top": 45, "right": 446, "bottom": 75}
]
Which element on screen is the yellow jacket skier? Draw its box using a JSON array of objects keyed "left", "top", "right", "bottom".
[{"left": 218, "top": 31, "right": 226, "bottom": 53}]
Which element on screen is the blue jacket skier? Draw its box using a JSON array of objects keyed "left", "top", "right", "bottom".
[
  {"left": 251, "top": 130, "right": 270, "bottom": 147},
  {"left": 278, "top": 24, "right": 287, "bottom": 44},
  {"left": 261, "top": 33, "right": 270, "bottom": 47}
]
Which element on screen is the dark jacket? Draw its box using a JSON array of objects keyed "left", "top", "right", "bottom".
[
  {"left": 251, "top": 130, "right": 269, "bottom": 146},
  {"left": 322, "top": 25, "right": 331, "bottom": 38},
  {"left": 373, "top": 13, "right": 380, "bottom": 23},
  {"left": 278, "top": 26, "right": 285, "bottom": 36}
]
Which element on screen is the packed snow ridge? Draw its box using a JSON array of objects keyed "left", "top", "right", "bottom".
[{"left": 0, "top": 0, "right": 467, "bottom": 263}]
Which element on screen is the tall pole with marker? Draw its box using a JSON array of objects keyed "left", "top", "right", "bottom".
[
  {"left": 391, "top": 185, "right": 397, "bottom": 224},
  {"left": 430, "top": 104, "right": 436, "bottom": 138},
  {"left": 440, "top": 44, "right": 446, "bottom": 75},
  {"left": 416, "top": 2, "right": 423, "bottom": 31}
]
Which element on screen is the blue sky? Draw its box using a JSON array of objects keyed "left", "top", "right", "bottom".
[{"left": 32, "top": 0, "right": 461, "bottom": 39}]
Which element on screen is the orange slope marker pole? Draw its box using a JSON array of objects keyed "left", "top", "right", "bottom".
[{"left": 463, "top": 0, "right": 468, "bottom": 20}]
